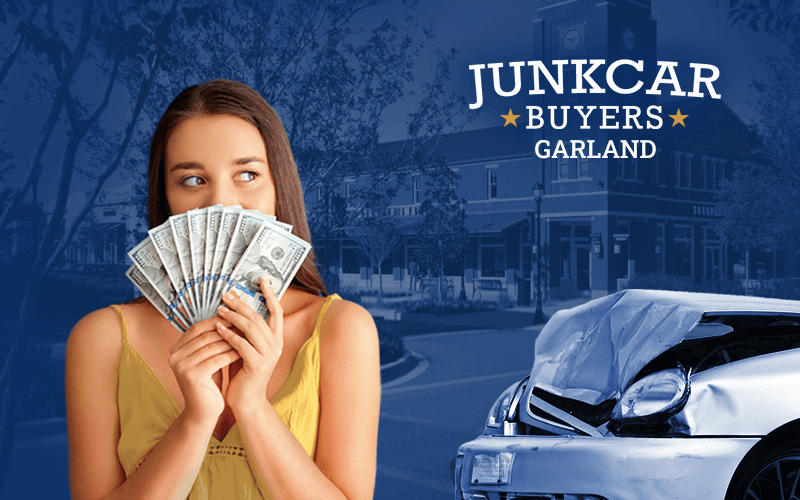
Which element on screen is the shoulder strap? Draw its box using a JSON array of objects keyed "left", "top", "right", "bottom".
[
  {"left": 312, "top": 294, "right": 340, "bottom": 337},
  {"left": 109, "top": 305, "right": 130, "bottom": 345}
]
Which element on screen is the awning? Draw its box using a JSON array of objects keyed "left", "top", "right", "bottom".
[{"left": 463, "top": 212, "right": 529, "bottom": 234}]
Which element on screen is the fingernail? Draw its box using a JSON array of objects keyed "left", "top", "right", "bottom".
[
  {"left": 217, "top": 322, "right": 227, "bottom": 331},
  {"left": 225, "top": 291, "right": 235, "bottom": 300},
  {"left": 218, "top": 305, "right": 229, "bottom": 313}
]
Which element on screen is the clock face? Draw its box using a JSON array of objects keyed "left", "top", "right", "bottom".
[
  {"left": 562, "top": 29, "right": 581, "bottom": 52},
  {"left": 623, "top": 29, "right": 635, "bottom": 51}
]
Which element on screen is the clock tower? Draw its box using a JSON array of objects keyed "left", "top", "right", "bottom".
[{"left": 530, "top": 0, "right": 658, "bottom": 298}]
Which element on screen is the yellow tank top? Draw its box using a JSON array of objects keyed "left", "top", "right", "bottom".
[{"left": 112, "top": 294, "right": 339, "bottom": 499}]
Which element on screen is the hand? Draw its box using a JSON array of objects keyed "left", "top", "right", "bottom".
[
  {"left": 215, "top": 281, "right": 284, "bottom": 415},
  {"left": 168, "top": 317, "right": 240, "bottom": 425}
]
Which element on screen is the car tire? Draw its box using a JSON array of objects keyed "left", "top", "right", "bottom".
[{"left": 725, "top": 437, "right": 800, "bottom": 500}]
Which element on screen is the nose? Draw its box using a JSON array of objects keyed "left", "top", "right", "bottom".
[{"left": 206, "top": 181, "right": 239, "bottom": 208}]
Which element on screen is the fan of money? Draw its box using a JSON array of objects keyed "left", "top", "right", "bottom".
[{"left": 125, "top": 205, "right": 311, "bottom": 332}]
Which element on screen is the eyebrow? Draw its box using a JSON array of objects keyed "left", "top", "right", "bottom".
[{"left": 168, "top": 157, "right": 266, "bottom": 173}]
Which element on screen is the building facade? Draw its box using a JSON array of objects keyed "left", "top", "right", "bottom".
[{"left": 310, "top": 0, "right": 796, "bottom": 300}]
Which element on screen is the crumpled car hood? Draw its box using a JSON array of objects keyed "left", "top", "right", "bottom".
[{"left": 529, "top": 289, "right": 800, "bottom": 405}]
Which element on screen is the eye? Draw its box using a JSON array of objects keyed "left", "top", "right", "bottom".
[
  {"left": 237, "top": 171, "right": 259, "bottom": 182},
  {"left": 180, "top": 175, "right": 204, "bottom": 187}
]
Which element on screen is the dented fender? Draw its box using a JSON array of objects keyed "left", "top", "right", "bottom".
[{"left": 672, "top": 348, "right": 800, "bottom": 436}]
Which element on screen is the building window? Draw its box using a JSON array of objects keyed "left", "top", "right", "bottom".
[
  {"left": 617, "top": 158, "right": 624, "bottom": 179},
  {"left": 487, "top": 168, "right": 498, "bottom": 199},
  {"left": 578, "top": 157, "right": 589, "bottom": 178},
  {"left": 674, "top": 224, "right": 693, "bottom": 278},
  {"left": 480, "top": 236, "right": 505, "bottom": 278},
  {"left": 103, "top": 208, "right": 116, "bottom": 217},
  {"left": 480, "top": 246, "right": 505, "bottom": 277},
  {"left": 104, "top": 243, "right": 118, "bottom": 263},
  {"left": 412, "top": 176, "right": 421, "bottom": 204},
  {"left": 623, "top": 157, "right": 637, "bottom": 180},
  {"left": 557, "top": 158, "right": 569, "bottom": 180},
  {"left": 688, "top": 154, "right": 701, "bottom": 188},
  {"left": 675, "top": 152, "right": 689, "bottom": 188},
  {"left": 345, "top": 179, "right": 354, "bottom": 206},
  {"left": 709, "top": 159, "right": 718, "bottom": 190}
]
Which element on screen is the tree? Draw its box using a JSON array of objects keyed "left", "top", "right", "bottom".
[
  {"left": 414, "top": 158, "right": 467, "bottom": 303},
  {"left": 0, "top": 0, "right": 181, "bottom": 493},
  {"left": 723, "top": 0, "right": 800, "bottom": 38},
  {"left": 715, "top": 0, "right": 800, "bottom": 278},
  {"left": 712, "top": 163, "right": 800, "bottom": 278},
  {"left": 347, "top": 208, "right": 404, "bottom": 296}
]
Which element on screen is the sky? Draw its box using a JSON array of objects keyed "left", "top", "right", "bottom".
[{"left": 0, "top": 0, "right": 791, "bottom": 201}]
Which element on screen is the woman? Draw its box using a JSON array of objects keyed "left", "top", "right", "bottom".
[{"left": 65, "top": 80, "right": 381, "bottom": 500}]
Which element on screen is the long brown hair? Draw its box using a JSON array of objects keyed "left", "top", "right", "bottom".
[{"left": 148, "top": 79, "right": 326, "bottom": 296}]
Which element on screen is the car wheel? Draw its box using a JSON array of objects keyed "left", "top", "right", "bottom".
[{"left": 726, "top": 439, "right": 800, "bottom": 500}]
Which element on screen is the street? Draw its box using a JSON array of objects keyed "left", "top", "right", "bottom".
[
  {"left": 2, "top": 325, "right": 543, "bottom": 500},
  {"left": 374, "top": 327, "right": 542, "bottom": 500}
]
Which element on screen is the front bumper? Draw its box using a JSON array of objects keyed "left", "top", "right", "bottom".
[{"left": 455, "top": 434, "right": 760, "bottom": 500}]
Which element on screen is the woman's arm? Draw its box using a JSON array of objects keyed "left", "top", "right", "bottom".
[
  {"left": 218, "top": 290, "right": 380, "bottom": 500},
  {"left": 66, "top": 309, "right": 238, "bottom": 500}
]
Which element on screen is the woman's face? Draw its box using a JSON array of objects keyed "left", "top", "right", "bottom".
[{"left": 164, "top": 114, "right": 277, "bottom": 216}]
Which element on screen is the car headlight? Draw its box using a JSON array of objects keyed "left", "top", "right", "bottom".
[
  {"left": 611, "top": 367, "right": 690, "bottom": 423},
  {"left": 486, "top": 379, "right": 524, "bottom": 429}
]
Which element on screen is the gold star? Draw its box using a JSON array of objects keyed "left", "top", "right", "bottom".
[
  {"left": 501, "top": 108, "right": 520, "bottom": 127},
  {"left": 669, "top": 108, "right": 689, "bottom": 127}
]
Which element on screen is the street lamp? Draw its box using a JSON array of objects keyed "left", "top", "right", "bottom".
[
  {"left": 532, "top": 183, "right": 545, "bottom": 324},
  {"left": 459, "top": 198, "right": 468, "bottom": 301}
]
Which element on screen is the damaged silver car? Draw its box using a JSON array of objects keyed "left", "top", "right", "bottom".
[{"left": 454, "top": 289, "right": 800, "bottom": 500}]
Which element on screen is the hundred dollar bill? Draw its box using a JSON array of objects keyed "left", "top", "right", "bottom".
[
  {"left": 209, "top": 209, "right": 270, "bottom": 312},
  {"left": 126, "top": 265, "right": 187, "bottom": 332},
  {"left": 127, "top": 236, "right": 191, "bottom": 325},
  {"left": 203, "top": 205, "right": 223, "bottom": 317},
  {"left": 169, "top": 213, "right": 199, "bottom": 317},
  {"left": 149, "top": 222, "right": 197, "bottom": 322},
  {"left": 244, "top": 209, "right": 292, "bottom": 233},
  {"left": 187, "top": 207, "right": 208, "bottom": 316},
  {"left": 208, "top": 206, "right": 241, "bottom": 317},
  {"left": 223, "top": 221, "right": 311, "bottom": 319}
]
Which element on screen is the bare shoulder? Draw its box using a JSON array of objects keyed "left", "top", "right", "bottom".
[
  {"left": 321, "top": 298, "right": 377, "bottom": 338},
  {"left": 67, "top": 307, "right": 124, "bottom": 359},
  {"left": 318, "top": 298, "right": 379, "bottom": 362}
]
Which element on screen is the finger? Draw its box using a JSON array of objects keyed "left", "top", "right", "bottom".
[
  {"left": 222, "top": 289, "right": 266, "bottom": 327},
  {"left": 196, "top": 349, "right": 241, "bottom": 375},
  {"left": 218, "top": 296, "right": 269, "bottom": 352},
  {"left": 261, "top": 282, "right": 284, "bottom": 347},
  {"left": 170, "top": 316, "right": 232, "bottom": 354},
  {"left": 183, "top": 338, "right": 235, "bottom": 366},
  {"left": 216, "top": 321, "right": 258, "bottom": 359},
  {"left": 181, "top": 331, "right": 229, "bottom": 359},
  {"left": 217, "top": 303, "right": 269, "bottom": 353}
]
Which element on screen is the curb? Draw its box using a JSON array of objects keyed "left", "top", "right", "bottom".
[{"left": 380, "top": 350, "right": 418, "bottom": 385}]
